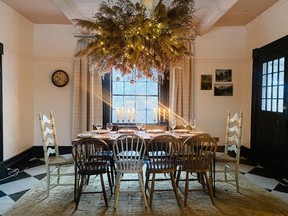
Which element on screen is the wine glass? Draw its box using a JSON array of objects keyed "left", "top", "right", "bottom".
[
  {"left": 136, "top": 123, "right": 141, "bottom": 133},
  {"left": 182, "top": 119, "right": 189, "bottom": 132},
  {"left": 106, "top": 123, "right": 113, "bottom": 132},
  {"left": 140, "top": 123, "right": 145, "bottom": 132},
  {"left": 190, "top": 118, "right": 196, "bottom": 131},
  {"left": 95, "top": 123, "right": 103, "bottom": 134},
  {"left": 169, "top": 120, "right": 176, "bottom": 133}
]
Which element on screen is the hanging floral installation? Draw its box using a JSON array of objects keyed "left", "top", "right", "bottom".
[{"left": 73, "top": 0, "right": 197, "bottom": 82}]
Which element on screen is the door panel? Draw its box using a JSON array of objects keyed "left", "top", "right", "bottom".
[{"left": 252, "top": 36, "right": 288, "bottom": 177}]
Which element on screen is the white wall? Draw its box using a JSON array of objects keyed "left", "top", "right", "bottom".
[
  {"left": 193, "top": 26, "right": 251, "bottom": 147},
  {"left": 0, "top": 1, "right": 34, "bottom": 160},
  {"left": 33, "top": 25, "right": 79, "bottom": 146}
]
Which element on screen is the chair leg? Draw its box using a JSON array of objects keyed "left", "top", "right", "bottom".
[
  {"left": 138, "top": 172, "right": 148, "bottom": 207},
  {"left": 46, "top": 168, "right": 50, "bottom": 197},
  {"left": 204, "top": 172, "right": 214, "bottom": 205},
  {"left": 149, "top": 173, "right": 156, "bottom": 207},
  {"left": 57, "top": 165, "right": 60, "bottom": 184},
  {"left": 235, "top": 163, "right": 240, "bottom": 193},
  {"left": 114, "top": 173, "right": 121, "bottom": 209},
  {"left": 176, "top": 166, "right": 182, "bottom": 187},
  {"left": 100, "top": 174, "right": 108, "bottom": 208},
  {"left": 170, "top": 172, "right": 181, "bottom": 207},
  {"left": 109, "top": 157, "right": 115, "bottom": 186},
  {"left": 145, "top": 170, "right": 150, "bottom": 192},
  {"left": 184, "top": 171, "right": 189, "bottom": 207},
  {"left": 106, "top": 167, "right": 113, "bottom": 195},
  {"left": 75, "top": 175, "right": 85, "bottom": 210}
]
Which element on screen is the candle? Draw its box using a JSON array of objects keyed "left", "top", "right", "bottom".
[
  {"left": 153, "top": 109, "right": 156, "bottom": 122},
  {"left": 163, "top": 109, "right": 166, "bottom": 121},
  {"left": 158, "top": 108, "right": 161, "bottom": 122},
  {"left": 127, "top": 109, "right": 130, "bottom": 122},
  {"left": 168, "top": 108, "right": 171, "bottom": 122},
  {"left": 116, "top": 109, "right": 120, "bottom": 122},
  {"left": 132, "top": 109, "right": 135, "bottom": 122},
  {"left": 122, "top": 108, "right": 124, "bottom": 122}
]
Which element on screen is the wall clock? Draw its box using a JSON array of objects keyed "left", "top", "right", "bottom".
[{"left": 51, "top": 70, "right": 69, "bottom": 87}]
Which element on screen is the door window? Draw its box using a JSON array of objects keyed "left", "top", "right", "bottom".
[{"left": 261, "top": 57, "right": 285, "bottom": 112}]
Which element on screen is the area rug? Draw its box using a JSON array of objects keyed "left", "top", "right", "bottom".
[{"left": 3, "top": 166, "right": 288, "bottom": 216}]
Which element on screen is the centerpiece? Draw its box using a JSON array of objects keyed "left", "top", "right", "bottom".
[{"left": 73, "top": 0, "right": 197, "bottom": 82}]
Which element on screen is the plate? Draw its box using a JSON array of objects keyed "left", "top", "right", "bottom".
[
  {"left": 92, "top": 129, "right": 109, "bottom": 134},
  {"left": 146, "top": 129, "right": 164, "bottom": 133},
  {"left": 118, "top": 129, "right": 135, "bottom": 134},
  {"left": 174, "top": 129, "right": 190, "bottom": 133}
]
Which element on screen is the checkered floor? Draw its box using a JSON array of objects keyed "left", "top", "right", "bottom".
[{"left": 1, "top": 157, "right": 288, "bottom": 215}]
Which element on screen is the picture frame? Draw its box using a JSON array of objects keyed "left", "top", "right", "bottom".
[
  {"left": 201, "top": 74, "right": 212, "bottom": 90},
  {"left": 215, "top": 69, "right": 232, "bottom": 82},
  {"left": 214, "top": 83, "right": 233, "bottom": 96}
]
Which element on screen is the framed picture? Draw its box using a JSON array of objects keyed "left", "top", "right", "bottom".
[
  {"left": 201, "top": 74, "right": 212, "bottom": 90},
  {"left": 215, "top": 69, "right": 232, "bottom": 82},
  {"left": 214, "top": 83, "right": 233, "bottom": 96}
]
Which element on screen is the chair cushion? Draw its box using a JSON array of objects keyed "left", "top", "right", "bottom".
[{"left": 48, "top": 155, "right": 74, "bottom": 165}]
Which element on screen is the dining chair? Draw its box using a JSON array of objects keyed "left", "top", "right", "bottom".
[
  {"left": 38, "top": 111, "right": 74, "bottom": 197},
  {"left": 72, "top": 137, "right": 112, "bottom": 210},
  {"left": 214, "top": 110, "right": 243, "bottom": 194},
  {"left": 145, "top": 134, "right": 181, "bottom": 207},
  {"left": 113, "top": 134, "right": 148, "bottom": 209},
  {"left": 176, "top": 134, "right": 217, "bottom": 206}
]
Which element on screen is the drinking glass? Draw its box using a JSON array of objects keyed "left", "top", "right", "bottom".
[
  {"left": 190, "top": 118, "right": 196, "bottom": 131},
  {"left": 106, "top": 123, "right": 113, "bottom": 132},
  {"left": 182, "top": 119, "right": 189, "bottom": 131},
  {"left": 136, "top": 123, "right": 142, "bottom": 133},
  {"left": 95, "top": 123, "right": 103, "bottom": 134},
  {"left": 169, "top": 120, "right": 176, "bottom": 133},
  {"left": 140, "top": 123, "right": 145, "bottom": 131}
]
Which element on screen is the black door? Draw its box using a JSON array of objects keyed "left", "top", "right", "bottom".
[{"left": 251, "top": 35, "right": 288, "bottom": 177}]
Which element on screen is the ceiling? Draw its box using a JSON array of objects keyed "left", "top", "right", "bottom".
[{"left": 1, "top": 0, "right": 279, "bottom": 34}]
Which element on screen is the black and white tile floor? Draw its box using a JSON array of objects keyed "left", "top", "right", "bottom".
[{"left": 1, "top": 157, "right": 288, "bottom": 215}]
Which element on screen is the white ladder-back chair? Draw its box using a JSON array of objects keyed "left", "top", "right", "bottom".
[
  {"left": 214, "top": 110, "right": 243, "bottom": 194},
  {"left": 39, "top": 111, "right": 74, "bottom": 197}
]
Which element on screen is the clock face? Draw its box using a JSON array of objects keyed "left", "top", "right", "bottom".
[{"left": 51, "top": 70, "right": 69, "bottom": 87}]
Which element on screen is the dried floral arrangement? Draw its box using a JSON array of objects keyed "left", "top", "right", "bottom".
[{"left": 73, "top": 0, "right": 197, "bottom": 81}]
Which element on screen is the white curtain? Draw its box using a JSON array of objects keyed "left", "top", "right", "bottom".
[
  {"left": 72, "top": 56, "right": 103, "bottom": 139},
  {"left": 170, "top": 43, "right": 194, "bottom": 124}
]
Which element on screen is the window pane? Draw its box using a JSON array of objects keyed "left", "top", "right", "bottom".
[
  {"left": 279, "top": 72, "right": 284, "bottom": 85},
  {"left": 136, "top": 110, "right": 146, "bottom": 123},
  {"left": 273, "top": 73, "right": 278, "bottom": 85},
  {"left": 279, "top": 57, "right": 285, "bottom": 71},
  {"left": 136, "top": 82, "right": 147, "bottom": 95},
  {"left": 267, "top": 99, "right": 271, "bottom": 111},
  {"left": 125, "top": 82, "right": 136, "bottom": 94},
  {"left": 123, "top": 96, "right": 135, "bottom": 109},
  {"left": 262, "top": 99, "right": 266, "bottom": 111},
  {"left": 278, "top": 99, "right": 284, "bottom": 112},
  {"left": 113, "top": 96, "right": 124, "bottom": 108},
  {"left": 262, "top": 62, "right": 267, "bottom": 74},
  {"left": 113, "top": 82, "right": 123, "bottom": 94},
  {"left": 136, "top": 96, "right": 147, "bottom": 109},
  {"left": 272, "top": 86, "right": 278, "bottom": 98},
  {"left": 267, "top": 74, "right": 272, "bottom": 86},
  {"left": 147, "top": 96, "right": 158, "bottom": 109},
  {"left": 279, "top": 85, "right": 284, "bottom": 98},
  {"left": 272, "top": 99, "right": 277, "bottom": 112},
  {"left": 262, "top": 75, "right": 266, "bottom": 86},
  {"left": 273, "top": 59, "right": 278, "bottom": 72},
  {"left": 267, "top": 61, "right": 273, "bottom": 73},
  {"left": 147, "top": 110, "right": 154, "bottom": 123},
  {"left": 147, "top": 81, "right": 158, "bottom": 95},
  {"left": 267, "top": 87, "right": 272, "bottom": 98},
  {"left": 262, "top": 87, "right": 266, "bottom": 98}
]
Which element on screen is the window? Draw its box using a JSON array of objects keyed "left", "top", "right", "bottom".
[
  {"left": 102, "top": 69, "right": 169, "bottom": 125},
  {"left": 261, "top": 57, "right": 285, "bottom": 112}
]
